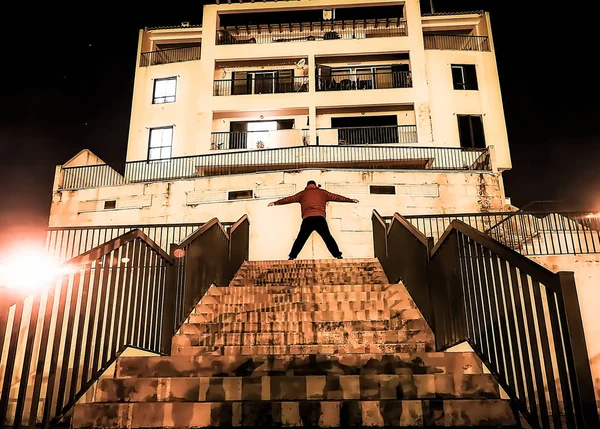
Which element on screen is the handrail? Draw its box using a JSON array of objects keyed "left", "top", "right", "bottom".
[
  {"left": 373, "top": 210, "right": 600, "bottom": 428},
  {"left": 392, "top": 212, "right": 430, "bottom": 247}
]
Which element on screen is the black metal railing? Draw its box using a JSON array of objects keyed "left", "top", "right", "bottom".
[
  {"left": 401, "top": 211, "right": 600, "bottom": 256},
  {"left": 216, "top": 19, "right": 407, "bottom": 45},
  {"left": 0, "top": 230, "right": 174, "bottom": 428},
  {"left": 139, "top": 44, "right": 201, "bottom": 67},
  {"left": 317, "top": 71, "right": 412, "bottom": 91},
  {"left": 317, "top": 125, "right": 418, "bottom": 145},
  {"left": 423, "top": 34, "right": 491, "bottom": 52},
  {"left": 46, "top": 222, "right": 208, "bottom": 262},
  {"left": 214, "top": 76, "right": 309, "bottom": 96},
  {"left": 1, "top": 215, "right": 250, "bottom": 428},
  {"left": 58, "top": 146, "right": 492, "bottom": 190},
  {"left": 373, "top": 210, "right": 600, "bottom": 429},
  {"left": 162, "top": 216, "right": 249, "bottom": 352}
]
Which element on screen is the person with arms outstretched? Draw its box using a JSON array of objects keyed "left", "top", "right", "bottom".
[{"left": 268, "top": 180, "right": 359, "bottom": 260}]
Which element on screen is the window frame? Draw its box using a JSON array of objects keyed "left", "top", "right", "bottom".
[
  {"left": 152, "top": 77, "right": 177, "bottom": 104},
  {"left": 147, "top": 126, "right": 174, "bottom": 161},
  {"left": 457, "top": 114, "right": 486, "bottom": 149},
  {"left": 451, "top": 64, "right": 478, "bottom": 91}
]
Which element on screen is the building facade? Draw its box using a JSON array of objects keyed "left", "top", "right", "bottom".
[{"left": 50, "top": 0, "right": 511, "bottom": 260}]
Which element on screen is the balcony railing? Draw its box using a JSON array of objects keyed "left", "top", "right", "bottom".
[
  {"left": 59, "top": 146, "right": 491, "bottom": 190},
  {"left": 423, "top": 34, "right": 490, "bottom": 52},
  {"left": 216, "top": 19, "right": 407, "bottom": 45},
  {"left": 317, "top": 71, "right": 412, "bottom": 91},
  {"left": 214, "top": 76, "right": 309, "bottom": 96},
  {"left": 139, "top": 44, "right": 202, "bottom": 67},
  {"left": 317, "top": 125, "right": 417, "bottom": 145}
]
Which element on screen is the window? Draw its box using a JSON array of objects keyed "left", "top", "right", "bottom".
[
  {"left": 153, "top": 77, "right": 177, "bottom": 104},
  {"left": 457, "top": 115, "right": 486, "bottom": 148},
  {"left": 451, "top": 65, "right": 478, "bottom": 90},
  {"left": 104, "top": 200, "right": 116, "bottom": 209},
  {"left": 370, "top": 185, "right": 396, "bottom": 195},
  {"left": 148, "top": 127, "right": 173, "bottom": 160},
  {"left": 228, "top": 190, "right": 253, "bottom": 200}
]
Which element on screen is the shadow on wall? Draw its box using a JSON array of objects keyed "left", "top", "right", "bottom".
[{"left": 591, "top": 352, "right": 600, "bottom": 407}]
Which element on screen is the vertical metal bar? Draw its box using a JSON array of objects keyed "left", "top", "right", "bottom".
[
  {"left": 54, "top": 270, "right": 82, "bottom": 416},
  {"left": 530, "top": 280, "right": 562, "bottom": 429},
  {"left": 124, "top": 239, "right": 141, "bottom": 347},
  {"left": 482, "top": 248, "right": 505, "bottom": 378},
  {"left": 546, "top": 289, "right": 576, "bottom": 428},
  {"left": 518, "top": 273, "right": 550, "bottom": 427},
  {"left": 132, "top": 242, "right": 149, "bottom": 347},
  {"left": 41, "top": 277, "right": 70, "bottom": 429},
  {"left": 145, "top": 252, "right": 159, "bottom": 350},
  {"left": 556, "top": 272, "right": 600, "bottom": 428},
  {"left": 509, "top": 266, "right": 538, "bottom": 420},
  {"left": 68, "top": 263, "right": 92, "bottom": 403},
  {"left": 114, "top": 241, "right": 134, "bottom": 354},
  {"left": 28, "top": 286, "right": 57, "bottom": 429},
  {"left": 91, "top": 253, "right": 112, "bottom": 378},
  {"left": 81, "top": 256, "right": 104, "bottom": 383},
  {"left": 0, "top": 301, "right": 24, "bottom": 426},
  {"left": 101, "top": 248, "right": 120, "bottom": 366}
]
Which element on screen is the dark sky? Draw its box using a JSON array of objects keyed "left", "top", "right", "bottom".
[{"left": 0, "top": 1, "right": 597, "bottom": 251}]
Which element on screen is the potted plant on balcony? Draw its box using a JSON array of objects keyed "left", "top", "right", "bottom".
[{"left": 256, "top": 141, "right": 265, "bottom": 149}]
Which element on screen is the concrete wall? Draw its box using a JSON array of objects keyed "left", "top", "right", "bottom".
[
  {"left": 529, "top": 254, "right": 600, "bottom": 406},
  {"left": 123, "top": 0, "right": 511, "bottom": 170},
  {"left": 49, "top": 169, "right": 506, "bottom": 260}
]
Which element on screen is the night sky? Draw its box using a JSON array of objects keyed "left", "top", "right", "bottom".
[{"left": 0, "top": 1, "right": 597, "bottom": 252}]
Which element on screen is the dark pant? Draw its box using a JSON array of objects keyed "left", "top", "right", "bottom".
[{"left": 289, "top": 216, "right": 342, "bottom": 259}]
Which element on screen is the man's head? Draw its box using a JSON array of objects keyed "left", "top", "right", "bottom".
[{"left": 307, "top": 180, "right": 317, "bottom": 187}]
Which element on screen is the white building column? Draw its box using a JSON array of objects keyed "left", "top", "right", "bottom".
[{"left": 308, "top": 54, "right": 318, "bottom": 145}]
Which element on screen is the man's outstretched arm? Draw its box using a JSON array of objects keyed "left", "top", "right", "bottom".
[
  {"left": 324, "top": 191, "right": 359, "bottom": 204},
  {"left": 268, "top": 192, "right": 303, "bottom": 207}
]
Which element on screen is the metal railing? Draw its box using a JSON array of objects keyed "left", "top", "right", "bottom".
[
  {"left": 214, "top": 76, "right": 309, "bottom": 96},
  {"left": 45, "top": 222, "right": 227, "bottom": 262},
  {"left": 317, "top": 71, "right": 412, "bottom": 91},
  {"left": 58, "top": 145, "right": 492, "bottom": 190},
  {"left": 210, "top": 129, "right": 306, "bottom": 150},
  {"left": 216, "top": 19, "right": 407, "bottom": 45},
  {"left": 423, "top": 34, "right": 491, "bottom": 52},
  {"left": 401, "top": 211, "right": 600, "bottom": 256},
  {"left": 1, "top": 216, "right": 249, "bottom": 427},
  {"left": 317, "top": 125, "right": 418, "bottom": 145},
  {"left": 0, "top": 230, "right": 174, "bottom": 428},
  {"left": 139, "top": 44, "right": 201, "bottom": 67},
  {"left": 373, "top": 211, "right": 600, "bottom": 429}
]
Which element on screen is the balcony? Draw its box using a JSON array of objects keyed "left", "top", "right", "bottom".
[
  {"left": 216, "top": 19, "right": 407, "bottom": 45},
  {"left": 423, "top": 34, "right": 490, "bottom": 52},
  {"left": 211, "top": 129, "right": 309, "bottom": 150},
  {"left": 317, "top": 71, "right": 411, "bottom": 92},
  {"left": 59, "top": 146, "right": 492, "bottom": 190},
  {"left": 317, "top": 125, "right": 417, "bottom": 145},
  {"left": 214, "top": 75, "right": 309, "bottom": 96},
  {"left": 139, "top": 44, "right": 202, "bottom": 67}
]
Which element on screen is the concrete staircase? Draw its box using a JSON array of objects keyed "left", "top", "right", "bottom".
[{"left": 73, "top": 259, "right": 518, "bottom": 428}]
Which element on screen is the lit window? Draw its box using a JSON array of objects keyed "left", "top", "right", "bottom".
[
  {"left": 148, "top": 127, "right": 173, "bottom": 160},
  {"left": 153, "top": 77, "right": 177, "bottom": 104},
  {"left": 451, "top": 65, "right": 478, "bottom": 90}
]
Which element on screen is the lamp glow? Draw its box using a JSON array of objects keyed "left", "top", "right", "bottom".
[{"left": 0, "top": 245, "right": 74, "bottom": 291}]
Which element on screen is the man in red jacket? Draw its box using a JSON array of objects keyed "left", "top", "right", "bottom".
[{"left": 268, "top": 180, "right": 359, "bottom": 260}]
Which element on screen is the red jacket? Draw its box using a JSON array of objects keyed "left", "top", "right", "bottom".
[{"left": 273, "top": 184, "right": 355, "bottom": 218}]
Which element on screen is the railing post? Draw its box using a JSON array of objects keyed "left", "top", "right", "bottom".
[
  {"left": 161, "top": 244, "right": 178, "bottom": 355},
  {"left": 556, "top": 271, "right": 600, "bottom": 428}
]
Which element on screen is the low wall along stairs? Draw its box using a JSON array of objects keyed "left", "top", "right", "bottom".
[{"left": 72, "top": 259, "right": 518, "bottom": 428}]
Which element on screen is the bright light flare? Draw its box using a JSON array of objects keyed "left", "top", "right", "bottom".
[
  {"left": 0, "top": 245, "right": 75, "bottom": 292},
  {"left": 585, "top": 213, "right": 600, "bottom": 219}
]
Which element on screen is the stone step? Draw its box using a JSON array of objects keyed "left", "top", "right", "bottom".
[
  {"left": 172, "top": 343, "right": 433, "bottom": 357},
  {"left": 201, "top": 291, "right": 392, "bottom": 305},
  {"left": 126, "top": 352, "right": 482, "bottom": 378},
  {"left": 116, "top": 352, "right": 484, "bottom": 379},
  {"left": 209, "top": 284, "right": 395, "bottom": 296},
  {"left": 188, "top": 308, "right": 423, "bottom": 324},
  {"left": 179, "top": 319, "right": 430, "bottom": 335},
  {"left": 172, "top": 330, "right": 433, "bottom": 349},
  {"left": 194, "top": 301, "right": 391, "bottom": 314},
  {"left": 73, "top": 399, "right": 517, "bottom": 428},
  {"left": 95, "top": 373, "right": 501, "bottom": 403}
]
